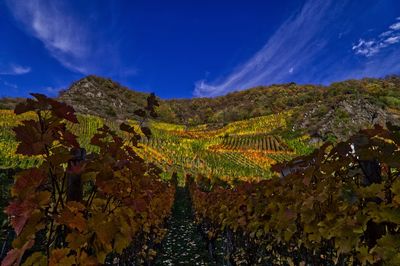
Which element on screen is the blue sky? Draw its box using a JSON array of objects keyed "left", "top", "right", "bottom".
[{"left": 0, "top": 0, "right": 400, "bottom": 99}]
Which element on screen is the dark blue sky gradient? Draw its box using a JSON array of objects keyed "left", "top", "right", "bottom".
[{"left": 0, "top": 0, "right": 399, "bottom": 98}]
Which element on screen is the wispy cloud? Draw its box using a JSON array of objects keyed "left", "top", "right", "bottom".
[
  {"left": 193, "top": 0, "right": 345, "bottom": 97},
  {"left": 5, "top": 0, "right": 93, "bottom": 74},
  {"left": 390, "top": 22, "right": 400, "bottom": 30},
  {"left": 3, "top": 81, "right": 18, "bottom": 89},
  {"left": 0, "top": 78, "right": 18, "bottom": 93},
  {"left": 353, "top": 19, "right": 400, "bottom": 57},
  {"left": 0, "top": 64, "right": 31, "bottom": 75},
  {"left": 44, "top": 86, "right": 64, "bottom": 96}
]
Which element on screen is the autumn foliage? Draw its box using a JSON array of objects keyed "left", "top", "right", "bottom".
[
  {"left": 190, "top": 124, "right": 400, "bottom": 265},
  {"left": 2, "top": 94, "right": 174, "bottom": 265}
]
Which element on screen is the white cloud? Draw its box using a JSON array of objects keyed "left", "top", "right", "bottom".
[
  {"left": 11, "top": 65, "right": 31, "bottom": 75},
  {"left": 390, "top": 22, "right": 400, "bottom": 30},
  {"left": 380, "top": 31, "right": 393, "bottom": 37},
  {"left": 193, "top": 0, "right": 342, "bottom": 97},
  {"left": 6, "top": 0, "right": 90, "bottom": 73},
  {"left": 353, "top": 18, "right": 400, "bottom": 57},
  {"left": 353, "top": 39, "right": 383, "bottom": 56},
  {"left": 385, "top": 36, "right": 400, "bottom": 44},
  {"left": 0, "top": 64, "right": 31, "bottom": 75},
  {"left": 288, "top": 67, "right": 294, "bottom": 74}
]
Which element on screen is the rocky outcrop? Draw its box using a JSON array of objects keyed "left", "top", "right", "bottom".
[
  {"left": 58, "top": 75, "right": 149, "bottom": 120},
  {"left": 296, "top": 98, "right": 398, "bottom": 141}
]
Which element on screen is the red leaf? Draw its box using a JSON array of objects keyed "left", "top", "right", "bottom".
[
  {"left": 302, "top": 176, "right": 311, "bottom": 186},
  {"left": 13, "top": 120, "right": 51, "bottom": 155},
  {"left": 13, "top": 169, "right": 46, "bottom": 198},
  {"left": 5, "top": 200, "right": 36, "bottom": 235},
  {"left": 30, "top": 93, "right": 49, "bottom": 103},
  {"left": 1, "top": 239, "right": 34, "bottom": 266},
  {"left": 68, "top": 161, "right": 86, "bottom": 175},
  {"left": 61, "top": 131, "right": 79, "bottom": 148},
  {"left": 14, "top": 98, "right": 37, "bottom": 115},
  {"left": 49, "top": 100, "right": 78, "bottom": 123},
  {"left": 135, "top": 199, "right": 147, "bottom": 213}
]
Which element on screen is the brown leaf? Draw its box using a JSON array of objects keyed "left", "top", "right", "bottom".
[
  {"left": 120, "top": 123, "right": 135, "bottom": 133},
  {"left": 49, "top": 100, "right": 78, "bottom": 123},
  {"left": 13, "top": 120, "right": 50, "bottom": 155},
  {"left": 57, "top": 202, "right": 87, "bottom": 232},
  {"left": 140, "top": 126, "right": 152, "bottom": 138},
  {"left": 14, "top": 99, "right": 36, "bottom": 115},
  {"left": 12, "top": 169, "right": 46, "bottom": 198},
  {"left": 130, "top": 198, "right": 147, "bottom": 213},
  {"left": 61, "top": 131, "right": 79, "bottom": 148}
]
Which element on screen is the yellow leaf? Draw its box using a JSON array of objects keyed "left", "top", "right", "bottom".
[
  {"left": 113, "top": 233, "right": 132, "bottom": 254},
  {"left": 22, "top": 252, "right": 47, "bottom": 266}
]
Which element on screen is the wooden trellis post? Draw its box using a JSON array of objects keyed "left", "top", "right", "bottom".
[{"left": 66, "top": 148, "right": 86, "bottom": 202}]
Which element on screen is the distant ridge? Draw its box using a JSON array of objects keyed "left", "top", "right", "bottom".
[{"left": 1, "top": 75, "right": 400, "bottom": 140}]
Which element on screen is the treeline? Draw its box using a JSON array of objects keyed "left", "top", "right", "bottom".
[{"left": 189, "top": 123, "right": 400, "bottom": 265}]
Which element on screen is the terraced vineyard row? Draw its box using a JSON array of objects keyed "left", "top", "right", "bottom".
[
  {"left": 0, "top": 111, "right": 124, "bottom": 168},
  {"left": 216, "top": 134, "right": 289, "bottom": 152},
  {"left": 0, "top": 108, "right": 313, "bottom": 182},
  {"left": 127, "top": 112, "right": 310, "bottom": 182},
  {"left": 142, "top": 135, "right": 275, "bottom": 181},
  {"left": 164, "top": 112, "right": 291, "bottom": 139},
  {"left": 0, "top": 110, "right": 41, "bottom": 169}
]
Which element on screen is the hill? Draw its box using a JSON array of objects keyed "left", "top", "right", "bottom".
[
  {"left": 0, "top": 97, "right": 26, "bottom": 110},
  {"left": 58, "top": 75, "right": 150, "bottom": 121},
  {"left": 1, "top": 75, "right": 400, "bottom": 140},
  {"left": 164, "top": 77, "right": 400, "bottom": 140}
]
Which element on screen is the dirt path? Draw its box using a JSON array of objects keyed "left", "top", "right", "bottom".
[{"left": 155, "top": 186, "right": 215, "bottom": 266}]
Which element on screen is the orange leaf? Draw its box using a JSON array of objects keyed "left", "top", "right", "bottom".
[
  {"left": 12, "top": 169, "right": 46, "bottom": 198},
  {"left": 49, "top": 248, "right": 75, "bottom": 266},
  {"left": 57, "top": 202, "right": 87, "bottom": 232}
]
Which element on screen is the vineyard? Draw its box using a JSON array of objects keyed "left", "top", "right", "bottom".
[
  {"left": 0, "top": 107, "right": 308, "bottom": 182},
  {"left": 0, "top": 110, "right": 41, "bottom": 169},
  {"left": 137, "top": 111, "right": 308, "bottom": 183},
  {"left": 189, "top": 124, "right": 400, "bottom": 265},
  {"left": 1, "top": 95, "right": 400, "bottom": 265}
]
